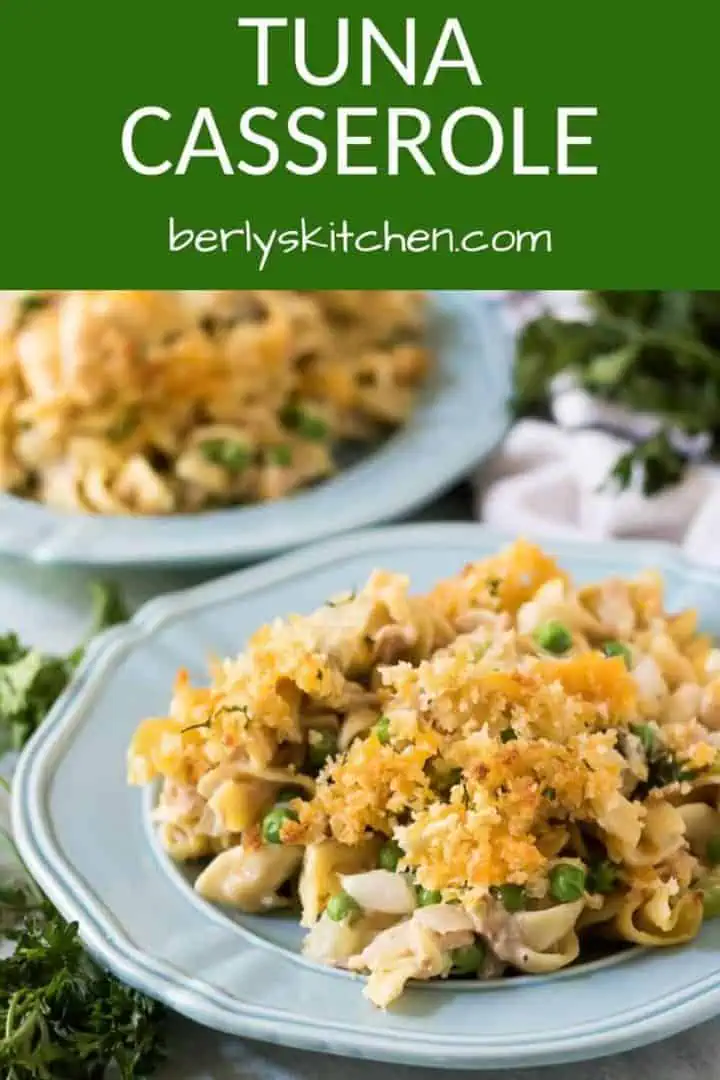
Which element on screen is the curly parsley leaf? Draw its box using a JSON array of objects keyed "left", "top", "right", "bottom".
[
  {"left": 0, "top": 648, "right": 71, "bottom": 753},
  {"left": 89, "top": 580, "right": 130, "bottom": 637},
  {"left": 0, "top": 583, "right": 166, "bottom": 1078},
  {"left": 68, "top": 581, "right": 130, "bottom": 669},
  {"left": 0, "top": 581, "right": 130, "bottom": 752},
  {"left": 0, "top": 900, "right": 165, "bottom": 1079},
  {"left": 606, "top": 431, "right": 686, "bottom": 497}
]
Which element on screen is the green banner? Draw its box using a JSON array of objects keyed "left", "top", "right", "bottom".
[{"left": 1, "top": 0, "right": 716, "bottom": 286}]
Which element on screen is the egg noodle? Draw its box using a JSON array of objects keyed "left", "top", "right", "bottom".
[
  {"left": 0, "top": 290, "right": 428, "bottom": 513},
  {"left": 128, "top": 541, "right": 720, "bottom": 1007}
]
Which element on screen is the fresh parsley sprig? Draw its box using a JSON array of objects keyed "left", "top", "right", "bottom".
[
  {"left": 0, "top": 893, "right": 165, "bottom": 1080},
  {"left": 0, "top": 583, "right": 167, "bottom": 1078},
  {"left": 0, "top": 582, "right": 129, "bottom": 753},
  {"left": 513, "top": 290, "right": 720, "bottom": 495},
  {"left": 605, "top": 431, "right": 686, "bottom": 497}
]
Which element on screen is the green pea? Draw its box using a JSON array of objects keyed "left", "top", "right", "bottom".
[
  {"left": 297, "top": 413, "right": 328, "bottom": 440},
  {"left": 451, "top": 941, "right": 486, "bottom": 974},
  {"left": 549, "top": 863, "right": 587, "bottom": 903},
  {"left": 602, "top": 640, "right": 632, "bottom": 668},
  {"left": 630, "top": 723, "right": 657, "bottom": 756},
  {"left": 374, "top": 716, "right": 391, "bottom": 745},
  {"left": 326, "top": 890, "right": 361, "bottom": 922},
  {"left": 415, "top": 886, "right": 442, "bottom": 907},
  {"left": 261, "top": 804, "right": 299, "bottom": 845},
  {"left": 543, "top": 787, "right": 556, "bottom": 801},
  {"left": 534, "top": 620, "right": 573, "bottom": 655},
  {"left": 378, "top": 839, "right": 403, "bottom": 872},
  {"left": 500, "top": 726, "right": 517, "bottom": 743},
  {"left": 280, "top": 404, "right": 328, "bottom": 441},
  {"left": 266, "top": 444, "right": 293, "bottom": 467},
  {"left": 706, "top": 836, "right": 720, "bottom": 867},
  {"left": 307, "top": 728, "right": 338, "bottom": 770},
  {"left": 491, "top": 884, "right": 527, "bottom": 912},
  {"left": 199, "top": 438, "right": 252, "bottom": 473},
  {"left": 588, "top": 859, "right": 618, "bottom": 895}
]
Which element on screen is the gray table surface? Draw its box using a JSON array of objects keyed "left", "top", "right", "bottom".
[{"left": 2, "top": 483, "right": 718, "bottom": 1078}]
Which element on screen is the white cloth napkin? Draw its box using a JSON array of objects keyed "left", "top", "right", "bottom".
[{"left": 476, "top": 293, "right": 720, "bottom": 567}]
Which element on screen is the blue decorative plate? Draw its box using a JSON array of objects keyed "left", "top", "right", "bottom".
[
  {"left": 0, "top": 294, "right": 511, "bottom": 568},
  {"left": 13, "top": 524, "right": 720, "bottom": 1069}
]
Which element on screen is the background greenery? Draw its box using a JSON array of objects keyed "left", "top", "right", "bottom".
[{"left": 514, "top": 291, "right": 720, "bottom": 494}]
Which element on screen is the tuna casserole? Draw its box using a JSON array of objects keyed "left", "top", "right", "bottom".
[
  {"left": 0, "top": 290, "right": 429, "bottom": 513},
  {"left": 128, "top": 541, "right": 720, "bottom": 1007}
]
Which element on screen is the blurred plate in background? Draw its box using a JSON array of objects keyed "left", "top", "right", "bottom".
[{"left": 0, "top": 292, "right": 512, "bottom": 568}]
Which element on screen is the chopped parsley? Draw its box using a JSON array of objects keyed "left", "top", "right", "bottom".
[
  {"left": 327, "top": 591, "right": 356, "bottom": 608},
  {"left": 629, "top": 723, "right": 657, "bottom": 756}
]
